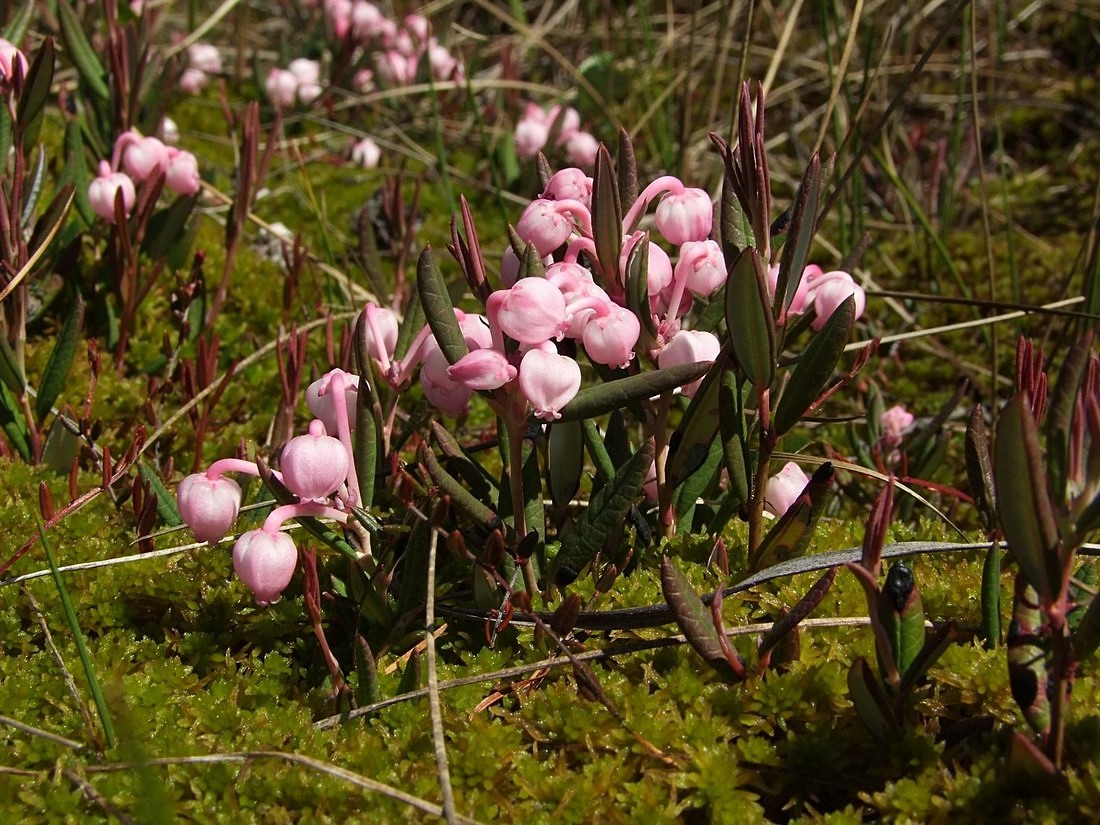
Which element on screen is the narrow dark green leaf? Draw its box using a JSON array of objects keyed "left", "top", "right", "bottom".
[
  {"left": 591, "top": 144, "right": 623, "bottom": 286},
  {"left": 617, "top": 128, "right": 638, "bottom": 207},
  {"left": 41, "top": 415, "right": 81, "bottom": 474},
  {"left": 626, "top": 233, "right": 658, "bottom": 345},
  {"left": 143, "top": 195, "right": 198, "bottom": 262},
  {"left": 549, "top": 419, "right": 585, "bottom": 506},
  {"left": 35, "top": 295, "right": 83, "bottom": 421},
  {"left": 397, "top": 650, "right": 422, "bottom": 694},
  {"left": 710, "top": 133, "right": 754, "bottom": 258},
  {"left": 899, "top": 621, "right": 958, "bottom": 694},
  {"left": 981, "top": 540, "right": 1002, "bottom": 648},
  {"left": 27, "top": 182, "right": 74, "bottom": 260},
  {"left": 673, "top": 434, "right": 723, "bottom": 533},
  {"left": 416, "top": 245, "right": 467, "bottom": 366},
  {"left": 556, "top": 361, "right": 711, "bottom": 422},
  {"left": 580, "top": 417, "right": 615, "bottom": 485},
  {"left": 758, "top": 567, "right": 836, "bottom": 660},
  {"left": 719, "top": 369, "right": 750, "bottom": 506},
  {"left": 965, "top": 404, "right": 996, "bottom": 530},
  {"left": 353, "top": 373, "right": 380, "bottom": 508},
  {"left": 38, "top": 517, "right": 116, "bottom": 748},
  {"left": 20, "top": 145, "right": 47, "bottom": 228},
  {"left": 749, "top": 462, "right": 834, "bottom": 572},
  {"left": 847, "top": 657, "right": 899, "bottom": 742},
  {"left": 138, "top": 460, "right": 182, "bottom": 526},
  {"left": 354, "top": 635, "right": 380, "bottom": 706},
  {"left": 772, "top": 295, "right": 854, "bottom": 435},
  {"left": 393, "top": 287, "right": 425, "bottom": 362},
  {"left": 15, "top": 37, "right": 54, "bottom": 151},
  {"left": 418, "top": 441, "right": 502, "bottom": 535},
  {"left": 725, "top": 247, "right": 775, "bottom": 389},
  {"left": 776, "top": 155, "right": 822, "bottom": 316},
  {"left": 550, "top": 441, "right": 653, "bottom": 581},
  {"left": 665, "top": 350, "right": 729, "bottom": 489},
  {"left": 517, "top": 241, "right": 546, "bottom": 280},
  {"left": 428, "top": 420, "right": 495, "bottom": 501},
  {"left": 661, "top": 557, "right": 741, "bottom": 682},
  {"left": 0, "top": 379, "right": 31, "bottom": 461},
  {"left": 58, "top": 3, "right": 109, "bottom": 100},
  {"left": 994, "top": 395, "right": 1061, "bottom": 602},
  {"left": 878, "top": 561, "right": 925, "bottom": 681},
  {"left": 1045, "top": 331, "right": 1093, "bottom": 501},
  {"left": 397, "top": 514, "right": 431, "bottom": 617},
  {"left": 2, "top": 0, "right": 35, "bottom": 43}
]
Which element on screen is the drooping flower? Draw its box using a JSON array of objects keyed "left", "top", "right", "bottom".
[
  {"left": 489, "top": 278, "right": 568, "bottom": 345},
  {"left": 581, "top": 304, "right": 641, "bottom": 369},
  {"left": 518, "top": 348, "right": 582, "bottom": 420},
  {"left": 0, "top": 38, "right": 27, "bottom": 88},
  {"left": 880, "top": 405, "right": 914, "bottom": 447},
  {"left": 765, "top": 461, "right": 810, "bottom": 516},
  {"left": 655, "top": 187, "right": 712, "bottom": 246},
  {"left": 177, "top": 472, "right": 242, "bottom": 544},
  {"left": 265, "top": 68, "right": 299, "bottom": 107},
  {"left": 232, "top": 528, "right": 299, "bottom": 605},
  {"left": 447, "top": 348, "right": 517, "bottom": 391},
  {"left": 280, "top": 419, "right": 350, "bottom": 501},
  {"left": 165, "top": 149, "right": 201, "bottom": 195},
  {"left": 657, "top": 329, "right": 720, "bottom": 397},
  {"left": 351, "top": 136, "right": 381, "bottom": 168},
  {"left": 88, "top": 161, "right": 136, "bottom": 223},
  {"left": 306, "top": 369, "right": 360, "bottom": 435},
  {"left": 675, "top": 240, "right": 726, "bottom": 297}
]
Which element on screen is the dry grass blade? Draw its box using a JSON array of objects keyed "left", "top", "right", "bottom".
[{"left": 425, "top": 517, "right": 457, "bottom": 824}]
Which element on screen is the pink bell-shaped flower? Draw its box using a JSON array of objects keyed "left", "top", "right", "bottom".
[
  {"left": 655, "top": 187, "right": 712, "bottom": 246},
  {"left": 179, "top": 67, "right": 208, "bottom": 94},
  {"left": 280, "top": 419, "right": 350, "bottom": 500},
  {"left": 232, "top": 528, "right": 299, "bottom": 605},
  {"left": 88, "top": 162, "right": 136, "bottom": 223},
  {"left": 563, "top": 131, "right": 599, "bottom": 167},
  {"left": 515, "top": 103, "right": 550, "bottom": 159},
  {"left": 675, "top": 240, "right": 726, "bottom": 297},
  {"left": 880, "top": 404, "right": 914, "bottom": 447},
  {"left": 490, "top": 278, "right": 568, "bottom": 345},
  {"left": 165, "top": 149, "right": 201, "bottom": 195},
  {"left": 351, "top": 136, "right": 381, "bottom": 168},
  {"left": 515, "top": 198, "right": 589, "bottom": 257},
  {"left": 265, "top": 67, "right": 299, "bottom": 107},
  {"left": 582, "top": 304, "right": 641, "bottom": 369},
  {"left": 177, "top": 472, "right": 242, "bottom": 544},
  {"left": 306, "top": 369, "right": 360, "bottom": 434},
  {"left": 118, "top": 132, "right": 170, "bottom": 181},
  {"left": 447, "top": 348, "right": 517, "bottom": 390},
  {"left": 518, "top": 348, "right": 581, "bottom": 420},
  {"left": 542, "top": 168, "right": 592, "bottom": 206},
  {"left": 0, "top": 38, "right": 27, "bottom": 87},
  {"left": 620, "top": 233, "right": 673, "bottom": 295},
  {"left": 420, "top": 345, "right": 474, "bottom": 416},
  {"left": 811, "top": 272, "right": 865, "bottom": 331},
  {"left": 188, "top": 42, "right": 223, "bottom": 74},
  {"left": 765, "top": 461, "right": 810, "bottom": 516},
  {"left": 657, "top": 329, "right": 720, "bottom": 397}
]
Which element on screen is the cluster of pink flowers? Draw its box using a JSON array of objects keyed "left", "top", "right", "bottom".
[
  {"left": 265, "top": 58, "right": 324, "bottom": 108},
  {"left": 178, "top": 371, "right": 368, "bottom": 604},
  {"left": 382, "top": 165, "right": 866, "bottom": 422},
  {"left": 180, "top": 42, "right": 222, "bottom": 95},
  {"left": 515, "top": 103, "right": 598, "bottom": 167},
  {"left": 87, "top": 129, "right": 202, "bottom": 223},
  {"left": 323, "top": 4, "right": 462, "bottom": 88}
]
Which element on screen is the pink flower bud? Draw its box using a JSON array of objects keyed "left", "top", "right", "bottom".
[
  {"left": 447, "top": 348, "right": 517, "bottom": 390},
  {"left": 675, "top": 240, "right": 726, "bottom": 297},
  {"left": 88, "top": 162, "right": 136, "bottom": 223},
  {"left": 490, "top": 278, "right": 568, "bottom": 345},
  {"left": 349, "top": 1, "right": 385, "bottom": 41},
  {"left": 265, "top": 68, "right": 299, "bottom": 107},
  {"left": 232, "top": 528, "right": 298, "bottom": 605},
  {"left": 811, "top": 271, "right": 865, "bottom": 331},
  {"left": 501, "top": 246, "right": 521, "bottom": 288},
  {"left": 376, "top": 49, "right": 415, "bottom": 85},
  {"left": 288, "top": 58, "right": 321, "bottom": 85},
  {"left": 765, "top": 461, "right": 810, "bottom": 516},
  {"left": 421, "top": 345, "right": 474, "bottom": 416},
  {"left": 655, "top": 187, "right": 712, "bottom": 245},
  {"left": 165, "top": 149, "right": 201, "bottom": 195},
  {"left": 178, "top": 472, "right": 242, "bottom": 544},
  {"left": 118, "top": 132, "right": 170, "bottom": 181},
  {"left": 657, "top": 329, "right": 720, "bottom": 397},
  {"left": 542, "top": 168, "right": 593, "bottom": 206},
  {"left": 404, "top": 13, "right": 431, "bottom": 42},
  {"left": 880, "top": 404, "right": 914, "bottom": 447},
  {"left": 515, "top": 198, "right": 587, "bottom": 257},
  {"left": 0, "top": 38, "right": 27, "bottom": 87},
  {"left": 519, "top": 349, "right": 582, "bottom": 420},
  {"left": 179, "top": 67, "right": 208, "bottom": 94},
  {"left": 582, "top": 304, "right": 641, "bottom": 369},
  {"left": 187, "top": 42, "right": 222, "bottom": 74},
  {"left": 563, "top": 131, "right": 599, "bottom": 167},
  {"left": 306, "top": 369, "right": 360, "bottom": 434},
  {"left": 428, "top": 43, "right": 459, "bottom": 81},
  {"left": 280, "top": 419, "right": 350, "bottom": 500},
  {"left": 351, "top": 136, "right": 381, "bottom": 168},
  {"left": 515, "top": 117, "right": 550, "bottom": 160}
]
